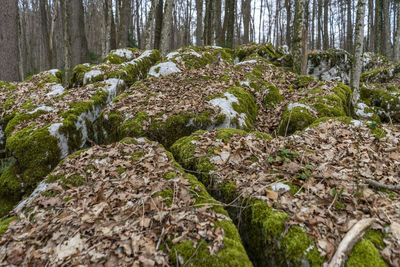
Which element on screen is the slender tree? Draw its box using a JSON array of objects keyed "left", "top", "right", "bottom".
[
  {"left": 293, "top": 0, "right": 306, "bottom": 74},
  {"left": 40, "top": 0, "right": 51, "bottom": 69},
  {"left": 61, "top": 0, "right": 71, "bottom": 83},
  {"left": 195, "top": 0, "right": 203, "bottom": 46},
  {"left": 224, "top": 0, "right": 235, "bottom": 48},
  {"left": 394, "top": 5, "right": 400, "bottom": 62},
  {"left": 118, "top": 0, "right": 130, "bottom": 47},
  {"left": 242, "top": 0, "right": 251, "bottom": 44},
  {"left": 145, "top": 0, "right": 156, "bottom": 49},
  {"left": 154, "top": 0, "right": 164, "bottom": 50},
  {"left": 70, "top": 0, "right": 88, "bottom": 66},
  {"left": 351, "top": 0, "right": 367, "bottom": 105},
  {"left": 0, "top": 0, "right": 19, "bottom": 81},
  {"left": 160, "top": 0, "right": 174, "bottom": 55},
  {"left": 204, "top": 0, "right": 213, "bottom": 45}
]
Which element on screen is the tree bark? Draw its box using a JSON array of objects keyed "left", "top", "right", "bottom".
[
  {"left": 346, "top": 0, "right": 353, "bottom": 53},
  {"left": 145, "top": 0, "right": 156, "bottom": 49},
  {"left": 317, "top": 0, "right": 322, "bottom": 49},
  {"left": 394, "top": 5, "right": 400, "bottom": 62},
  {"left": 374, "top": 0, "right": 382, "bottom": 54},
  {"left": 351, "top": 0, "right": 367, "bottom": 105},
  {"left": 286, "top": 0, "right": 292, "bottom": 49},
  {"left": 0, "top": 0, "right": 20, "bottom": 81},
  {"left": 214, "top": 0, "right": 223, "bottom": 46},
  {"left": 70, "top": 0, "right": 88, "bottom": 66},
  {"left": 154, "top": 0, "right": 164, "bottom": 50},
  {"left": 293, "top": 0, "right": 305, "bottom": 74},
  {"left": 224, "top": 0, "right": 235, "bottom": 48},
  {"left": 40, "top": 0, "right": 51, "bottom": 69},
  {"left": 203, "top": 0, "right": 213, "bottom": 45},
  {"left": 61, "top": 0, "right": 71, "bottom": 83},
  {"left": 242, "top": 0, "right": 251, "bottom": 44},
  {"left": 195, "top": 0, "right": 203, "bottom": 46},
  {"left": 49, "top": 0, "right": 59, "bottom": 68},
  {"left": 118, "top": 0, "right": 130, "bottom": 47},
  {"left": 160, "top": 0, "right": 174, "bottom": 56},
  {"left": 323, "top": 0, "right": 329, "bottom": 50},
  {"left": 382, "top": 0, "right": 390, "bottom": 56}
]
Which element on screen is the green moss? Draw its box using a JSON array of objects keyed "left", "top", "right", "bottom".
[
  {"left": 220, "top": 181, "right": 237, "bottom": 202},
  {"left": 131, "top": 151, "right": 145, "bottom": 162},
  {"left": 294, "top": 75, "right": 315, "bottom": 88},
  {"left": 41, "top": 189, "right": 61, "bottom": 197},
  {"left": 5, "top": 110, "right": 48, "bottom": 137},
  {"left": 60, "top": 174, "right": 85, "bottom": 189},
  {"left": 278, "top": 105, "right": 316, "bottom": 136},
  {"left": 103, "top": 48, "right": 138, "bottom": 64},
  {"left": 117, "top": 167, "right": 126, "bottom": 174},
  {"left": 155, "top": 189, "right": 173, "bottom": 206},
  {"left": 0, "top": 160, "right": 21, "bottom": 197},
  {"left": 364, "top": 229, "right": 385, "bottom": 249},
  {"left": 262, "top": 82, "right": 284, "bottom": 108},
  {"left": 119, "top": 111, "right": 148, "bottom": 140},
  {"left": 163, "top": 171, "right": 177, "bottom": 180},
  {"left": 0, "top": 196, "right": 18, "bottom": 218},
  {"left": 280, "top": 226, "right": 324, "bottom": 266},
  {"left": 70, "top": 64, "right": 91, "bottom": 87},
  {"left": 250, "top": 131, "right": 272, "bottom": 140},
  {"left": 0, "top": 216, "right": 18, "bottom": 236},
  {"left": 216, "top": 128, "right": 247, "bottom": 142},
  {"left": 62, "top": 196, "right": 73, "bottom": 202},
  {"left": 227, "top": 87, "right": 258, "bottom": 130},
  {"left": 3, "top": 96, "right": 15, "bottom": 111},
  {"left": 346, "top": 239, "right": 387, "bottom": 267}
]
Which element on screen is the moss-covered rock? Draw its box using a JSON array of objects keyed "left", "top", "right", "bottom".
[
  {"left": 103, "top": 48, "right": 138, "bottom": 64},
  {"left": 0, "top": 139, "right": 251, "bottom": 266}
]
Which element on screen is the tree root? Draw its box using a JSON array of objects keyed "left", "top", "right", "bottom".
[
  {"left": 328, "top": 218, "right": 377, "bottom": 267},
  {"left": 366, "top": 179, "right": 400, "bottom": 191}
]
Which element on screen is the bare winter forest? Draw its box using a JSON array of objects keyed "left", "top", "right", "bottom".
[{"left": 1, "top": 0, "right": 400, "bottom": 266}]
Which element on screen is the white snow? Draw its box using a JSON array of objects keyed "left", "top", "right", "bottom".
[
  {"left": 287, "top": 103, "right": 313, "bottom": 112},
  {"left": 48, "top": 123, "right": 69, "bottom": 158},
  {"left": 355, "top": 102, "right": 374, "bottom": 118},
  {"left": 28, "top": 105, "right": 54, "bottom": 114},
  {"left": 235, "top": 60, "right": 258, "bottom": 66},
  {"left": 13, "top": 180, "right": 49, "bottom": 214},
  {"left": 148, "top": 62, "right": 181, "bottom": 77},
  {"left": 83, "top": 70, "right": 103, "bottom": 85},
  {"left": 102, "top": 78, "right": 125, "bottom": 103},
  {"left": 47, "top": 69, "right": 60, "bottom": 77},
  {"left": 46, "top": 84, "right": 65, "bottom": 96},
  {"left": 271, "top": 182, "right": 291, "bottom": 193},
  {"left": 111, "top": 48, "right": 134, "bottom": 59},
  {"left": 208, "top": 92, "right": 247, "bottom": 129}
]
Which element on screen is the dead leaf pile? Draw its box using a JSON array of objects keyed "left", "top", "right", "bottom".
[
  {"left": 0, "top": 139, "right": 231, "bottom": 266},
  {"left": 177, "top": 120, "right": 400, "bottom": 265}
]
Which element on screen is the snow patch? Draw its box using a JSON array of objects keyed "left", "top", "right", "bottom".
[
  {"left": 148, "top": 62, "right": 181, "bottom": 77},
  {"left": 48, "top": 123, "right": 69, "bottom": 158},
  {"left": 28, "top": 105, "right": 54, "bottom": 114},
  {"left": 235, "top": 60, "right": 257, "bottom": 66},
  {"left": 111, "top": 48, "right": 134, "bottom": 59},
  {"left": 46, "top": 84, "right": 65, "bottom": 96},
  {"left": 287, "top": 103, "right": 312, "bottom": 112},
  {"left": 208, "top": 92, "right": 247, "bottom": 129},
  {"left": 83, "top": 70, "right": 103, "bottom": 85}
]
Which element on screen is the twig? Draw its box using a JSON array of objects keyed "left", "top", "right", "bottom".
[
  {"left": 327, "top": 192, "right": 339, "bottom": 211},
  {"left": 365, "top": 179, "right": 400, "bottom": 191},
  {"left": 328, "top": 218, "right": 377, "bottom": 267}
]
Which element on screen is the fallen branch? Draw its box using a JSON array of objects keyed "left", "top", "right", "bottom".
[
  {"left": 328, "top": 218, "right": 377, "bottom": 267},
  {"left": 366, "top": 179, "right": 400, "bottom": 191}
]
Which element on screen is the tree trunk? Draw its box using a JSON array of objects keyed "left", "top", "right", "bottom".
[
  {"left": 382, "top": 0, "right": 390, "bottom": 56},
  {"left": 145, "top": 0, "right": 156, "bottom": 49},
  {"left": 286, "top": 0, "right": 292, "bottom": 49},
  {"left": 118, "top": 0, "right": 130, "bottom": 47},
  {"left": 374, "top": 0, "right": 382, "bottom": 54},
  {"left": 224, "top": 0, "right": 235, "bottom": 48},
  {"left": 70, "top": 0, "right": 88, "bottom": 67},
  {"left": 293, "top": 0, "right": 305, "bottom": 74},
  {"left": 351, "top": 0, "right": 367, "bottom": 105},
  {"left": 0, "top": 0, "right": 20, "bottom": 81},
  {"left": 317, "top": 0, "right": 322, "bottom": 49},
  {"left": 61, "top": 0, "right": 71, "bottom": 84},
  {"left": 394, "top": 5, "right": 400, "bottom": 62},
  {"left": 154, "top": 0, "right": 164, "bottom": 50},
  {"left": 195, "top": 0, "right": 203, "bottom": 46},
  {"left": 40, "top": 0, "right": 51, "bottom": 69},
  {"left": 214, "top": 0, "right": 223, "bottom": 45},
  {"left": 242, "top": 0, "right": 251, "bottom": 44},
  {"left": 49, "top": 0, "right": 59, "bottom": 68},
  {"left": 346, "top": 0, "right": 353, "bottom": 52},
  {"left": 203, "top": 0, "right": 213, "bottom": 45},
  {"left": 160, "top": 0, "right": 173, "bottom": 55},
  {"left": 136, "top": 0, "right": 142, "bottom": 48},
  {"left": 301, "top": 27, "right": 308, "bottom": 75},
  {"left": 323, "top": 0, "right": 329, "bottom": 50}
]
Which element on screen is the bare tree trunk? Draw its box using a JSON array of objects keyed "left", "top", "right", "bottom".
[
  {"left": 242, "top": 0, "right": 251, "bottom": 44},
  {"left": 70, "top": 0, "right": 88, "bottom": 66},
  {"left": 323, "top": 0, "right": 329, "bottom": 50},
  {"left": 214, "top": 0, "right": 224, "bottom": 46},
  {"left": 203, "top": 0, "right": 213, "bottom": 45},
  {"left": 301, "top": 27, "right": 308, "bottom": 75},
  {"left": 154, "top": 0, "right": 164, "bottom": 50},
  {"left": 145, "top": 0, "right": 156, "bottom": 49},
  {"left": 160, "top": 0, "right": 173, "bottom": 55},
  {"left": 293, "top": 0, "right": 305, "bottom": 74},
  {"left": 394, "top": 5, "right": 400, "bottom": 62},
  {"left": 118, "top": 0, "right": 130, "bottom": 47},
  {"left": 351, "top": 0, "right": 366, "bottom": 105},
  {"left": 135, "top": 0, "right": 142, "bottom": 48},
  {"left": 286, "top": 0, "right": 292, "bottom": 49},
  {"left": 382, "top": 0, "right": 390, "bottom": 56},
  {"left": 18, "top": 6, "right": 24, "bottom": 80},
  {"left": 40, "top": 0, "right": 51, "bottom": 69},
  {"left": 224, "top": 0, "right": 235, "bottom": 48},
  {"left": 61, "top": 0, "right": 71, "bottom": 83},
  {"left": 346, "top": 0, "right": 353, "bottom": 52},
  {"left": 317, "top": 0, "right": 322, "bottom": 49},
  {"left": 49, "top": 0, "right": 59, "bottom": 68},
  {"left": 375, "top": 0, "right": 382, "bottom": 54},
  {"left": 368, "top": 0, "right": 374, "bottom": 51},
  {"left": 195, "top": 0, "right": 203, "bottom": 46},
  {"left": 0, "top": 0, "right": 20, "bottom": 81}
]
